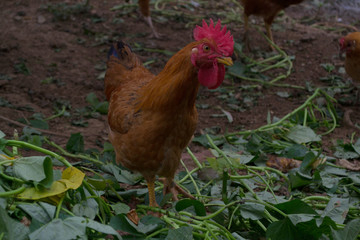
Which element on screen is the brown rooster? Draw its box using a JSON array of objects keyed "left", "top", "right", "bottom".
[
  {"left": 138, "top": 0, "right": 160, "bottom": 38},
  {"left": 339, "top": 32, "right": 360, "bottom": 127},
  {"left": 105, "top": 19, "right": 234, "bottom": 207},
  {"left": 240, "top": 0, "right": 305, "bottom": 50}
]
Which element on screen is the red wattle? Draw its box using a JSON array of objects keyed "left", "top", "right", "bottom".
[{"left": 198, "top": 63, "right": 225, "bottom": 89}]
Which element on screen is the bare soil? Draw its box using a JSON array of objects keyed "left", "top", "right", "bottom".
[{"left": 1, "top": 0, "right": 360, "bottom": 166}]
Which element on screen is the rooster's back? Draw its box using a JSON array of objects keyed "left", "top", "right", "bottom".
[{"left": 104, "top": 41, "right": 152, "bottom": 101}]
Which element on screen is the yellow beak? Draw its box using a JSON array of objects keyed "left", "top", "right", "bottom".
[{"left": 217, "top": 57, "right": 233, "bottom": 66}]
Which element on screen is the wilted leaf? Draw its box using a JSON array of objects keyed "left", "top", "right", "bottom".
[
  {"left": 336, "top": 159, "right": 360, "bottom": 171},
  {"left": 17, "top": 167, "right": 85, "bottom": 203},
  {"left": 276, "top": 91, "right": 291, "bottom": 98},
  {"left": 266, "top": 155, "right": 301, "bottom": 172},
  {"left": 219, "top": 108, "right": 233, "bottom": 123}
]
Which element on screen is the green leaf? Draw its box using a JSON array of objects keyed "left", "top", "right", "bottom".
[
  {"left": 207, "top": 156, "right": 241, "bottom": 172},
  {"left": 72, "top": 202, "right": 97, "bottom": 220},
  {"left": 111, "top": 202, "right": 130, "bottom": 215},
  {"left": 18, "top": 202, "right": 56, "bottom": 224},
  {"left": 66, "top": 133, "right": 84, "bottom": 153},
  {"left": 165, "top": 226, "right": 193, "bottom": 240},
  {"left": 289, "top": 171, "right": 313, "bottom": 189},
  {"left": 239, "top": 203, "right": 265, "bottom": 220},
  {"left": 331, "top": 218, "right": 360, "bottom": 240},
  {"left": 110, "top": 214, "right": 145, "bottom": 237},
  {"left": 29, "top": 217, "right": 122, "bottom": 240},
  {"left": 86, "top": 92, "right": 99, "bottom": 107},
  {"left": 94, "top": 101, "right": 109, "bottom": 114},
  {"left": 83, "top": 218, "right": 122, "bottom": 239},
  {"left": 13, "top": 156, "right": 54, "bottom": 189},
  {"left": 86, "top": 92, "right": 108, "bottom": 114},
  {"left": 175, "top": 199, "right": 206, "bottom": 216},
  {"left": 275, "top": 199, "right": 317, "bottom": 215},
  {"left": 266, "top": 218, "right": 302, "bottom": 240},
  {"left": 86, "top": 177, "right": 114, "bottom": 190},
  {"left": 288, "top": 214, "right": 317, "bottom": 225},
  {"left": 192, "top": 134, "right": 225, "bottom": 148},
  {"left": 0, "top": 130, "right": 5, "bottom": 139},
  {"left": 292, "top": 216, "right": 334, "bottom": 239},
  {"left": 228, "top": 61, "right": 246, "bottom": 77},
  {"left": 298, "top": 152, "right": 317, "bottom": 178},
  {"left": 102, "top": 163, "right": 142, "bottom": 185},
  {"left": 286, "top": 125, "right": 321, "bottom": 144},
  {"left": 284, "top": 144, "right": 309, "bottom": 159},
  {"left": 0, "top": 186, "right": 6, "bottom": 208},
  {"left": 0, "top": 207, "right": 30, "bottom": 240},
  {"left": 322, "top": 198, "right": 349, "bottom": 224},
  {"left": 29, "top": 119, "right": 49, "bottom": 130}
]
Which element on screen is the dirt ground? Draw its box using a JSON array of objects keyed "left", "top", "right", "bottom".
[{"left": 1, "top": 0, "right": 360, "bottom": 165}]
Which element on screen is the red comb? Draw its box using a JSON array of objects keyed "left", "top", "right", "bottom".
[
  {"left": 339, "top": 37, "right": 345, "bottom": 50},
  {"left": 193, "top": 19, "right": 234, "bottom": 56}
]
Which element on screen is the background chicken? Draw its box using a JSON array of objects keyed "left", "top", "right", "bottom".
[
  {"left": 339, "top": 32, "right": 360, "bottom": 127},
  {"left": 138, "top": 0, "right": 160, "bottom": 38},
  {"left": 340, "top": 32, "right": 360, "bottom": 82},
  {"left": 105, "top": 19, "right": 234, "bottom": 207},
  {"left": 240, "top": 0, "right": 305, "bottom": 50}
]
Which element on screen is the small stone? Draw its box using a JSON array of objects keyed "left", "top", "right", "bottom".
[{"left": 37, "top": 15, "right": 46, "bottom": 24}]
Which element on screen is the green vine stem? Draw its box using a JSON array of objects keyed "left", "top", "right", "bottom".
[
  {"left": 55, "top": 194, "right": 65, "bottom": 219},
  {"left": 226, "top": 88, "right": 337, "bottom": 137},
  {"left": 45, "top": 105, "right": 67, "bottom": 121},
  {"left": 5, "top": 140, "right": 72, "bottom": 167},
  {"left": 46, "top": 139, "right": 104, "bottom": 165},
  {"left": 0, "top": 185, "right": 26, "bottom": 197},
  {"left": 186, "top": 147, "right": 203, "bottom": 169},
  {"left": 180, "top": 160, "right": 201, "bottom": 197}
]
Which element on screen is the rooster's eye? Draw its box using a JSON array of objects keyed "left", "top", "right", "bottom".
[{"left": 203, "top": 45, "right": 210, "bottom": 52}]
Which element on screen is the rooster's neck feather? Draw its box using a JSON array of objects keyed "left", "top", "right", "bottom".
[{"left": 137, "top": 42, "right": 200, "bottom": 111}]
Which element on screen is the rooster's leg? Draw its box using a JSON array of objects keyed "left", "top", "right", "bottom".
[
  {"left": 161, "top": 178, "right": 194, "bottom": 201},
  {"left": 144, "top": 16, "right": 161, "bottom": 39},
  {"left": 264, "top": 22, "right": 275, "bottom": 51},
  {"left": 147, "top": 179, "right": 158, "bottom": 207},
  {"left": 243, "top": 14, "right": 251, "bottom": 51}
]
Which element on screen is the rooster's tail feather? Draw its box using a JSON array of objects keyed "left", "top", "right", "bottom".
[{"left": 105, "top": 41, "right": 141, "bottom": 100}]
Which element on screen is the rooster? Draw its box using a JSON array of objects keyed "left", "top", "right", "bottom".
[
  {"left": 240, "top": 0, "right": 305, "bottom": 50},
  {"left": 138, "top": 0, "right": 160, "bottom": 38},
  {"left": 339, "top": 32, "right": 360, "bottom": 127},
  {"left": 105, "top": 19, "right": 234, "bottom": 207}
]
